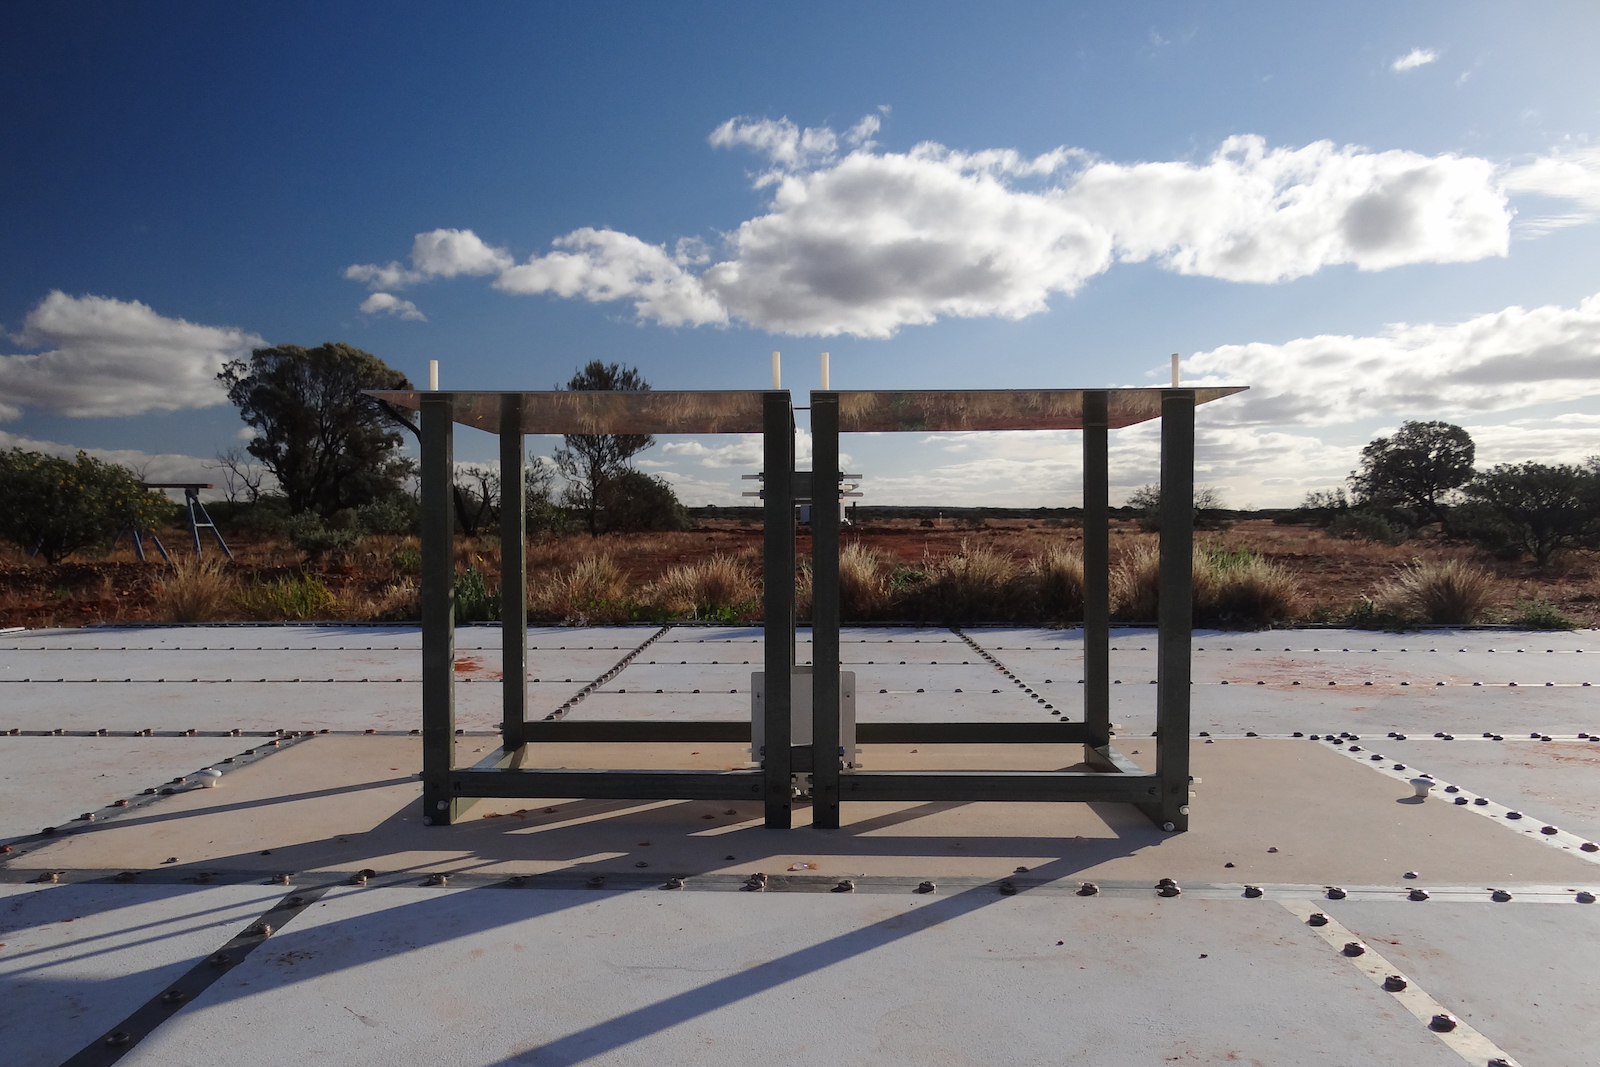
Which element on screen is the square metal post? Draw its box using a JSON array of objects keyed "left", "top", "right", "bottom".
[
  {"left": 810, "top": 390, "right": 841, "bottom": 829},
  {"left": 1152, "top": 389, "right": 1194, "bottom": 831},
  {"left": 762, "top": 392, "right": 795, "bottom": 828},
  {"left": 1081, "top": 390, "right": 1111, "bottom": 751},
  {"left": 420, "top": 395, "right": 460, "bottom": 825},
  {"left": 499, "top": 394, "right": 527, "bottom": 752}
]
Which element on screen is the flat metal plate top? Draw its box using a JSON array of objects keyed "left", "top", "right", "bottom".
[
  {"left": 367, "top": 390, "right": 770, "bottom": 434},
  {"left": 835, "top": 387, "right": 1247, "bottom": 431}
]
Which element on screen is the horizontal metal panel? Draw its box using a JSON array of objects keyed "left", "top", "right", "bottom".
[
  {"left": 855, "top": 722, "right": 1091, "bottom": 744},
  {"left": 450, "top": 768, "right": 765, "bottom": 800},
  {"left": 520, "top": 721, "right": 749, "bottom": 743},
  {"left": 369, "top": 390, "right": 771, "bottom": 434},
  {"left": 840, "top": 770, "right": 1159, "bottom": 802},
  {"left": 834, "top": 387, "right": 1246, "bottom": 432}
]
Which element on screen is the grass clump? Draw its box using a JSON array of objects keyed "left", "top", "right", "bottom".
[
  {"left": 1028, "top": 545, "right": 1085, "bottom": 621},
  {"left": 1197, "top": 547, "right": 1301, "bottom": 626},
  {"left": 533, "top": 554, "right": 631, "bottom": 624},
  {"left": 236, "top": 573, "right": 340, "bottom": 620},
  {"left": 1375, "top": 559, "right": 1496, "bottom": 624},
  {"left": 649, "top": 554, "right": 758, "bottom": 621},
  {"left": 155, "top": 556, "right": 237, "bottom": 623},
  {"left": 1507, "top": 596, "right": 1577, "bottom": 630},
  {"left": 901, "top": 543, "right": 1021, "bottom": 623},
  {"left": 1110, "top": 543, "right": 1300, "bottom": 626},
  {"left": 839, "top": 543, "right": 892, "bottom": 619}
]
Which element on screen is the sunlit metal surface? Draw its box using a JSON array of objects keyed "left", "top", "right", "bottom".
[
  {"left": 368, "top": 390, "right": 770, "bottom": 434},
  {"left": 833, "top": 387, "right": 1247, "bottom": 432}
]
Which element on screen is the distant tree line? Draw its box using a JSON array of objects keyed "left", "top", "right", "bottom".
[
  {"left": 0, "top": 344, "right": 688, "bottom": 564},
  {"left": 1297, "top": 419, "right": 1600, "bottom": 566}
]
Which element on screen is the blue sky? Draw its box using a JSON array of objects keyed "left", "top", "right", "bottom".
[{"left": 4, "top": 1, "right": 1600, "bottom": 507}]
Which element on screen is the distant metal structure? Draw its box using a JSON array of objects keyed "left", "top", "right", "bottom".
[
  {"left": 140, "top": 483, "right": 233, "bottom": 560},
  {"left": 372, "top": 383, "right": 1245, "bottom": 832}
]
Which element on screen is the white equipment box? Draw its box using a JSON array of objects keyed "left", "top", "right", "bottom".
[{"left": 750, "top": 667, "right": 858, "bottom": 767}]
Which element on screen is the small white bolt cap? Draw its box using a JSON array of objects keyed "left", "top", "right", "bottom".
[
  {"left": 194, "top": 768, "right": 223, "bottom": 787},
  {"left": 1409, "top": 777, "right": 1434, "bottom": 798}
]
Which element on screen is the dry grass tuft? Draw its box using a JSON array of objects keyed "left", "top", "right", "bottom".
[
  {"left": 1111, "top": 544, "right": 1301, "bottom": 626},
  {"left": 1199, "top": 551, "right": 1301, "bottom": 626},
  {"left": 355, "top": 579, "right": 418, "bottom": 622},
  {"left": 1028, "top": 545, "right": 1085, "bottom": 620},
  {"left": 1376, "top": 558, "right": 1496, "bottom": 624},
  {"left": 648, "top": 555, "right": 758, "bottom": 619},
  {"left": 154, "top": 556, "right": 238, "bottom": 623},
  {"left": 532, "top": 554, "right": 631, "bottom": 624},
  {"left": 902, "top": 543, "right": 1021, "bottom": 622},
  {"left": 1111, "top": 544, "right": 1162, "bottom": 621},
  {"left": 839, "top": 543, "right": 892, "bottom": 619}
]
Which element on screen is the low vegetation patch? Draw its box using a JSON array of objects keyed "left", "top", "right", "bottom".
[
  {"left": 236, "top": 573, "right": 341, "bottom": 621},
  {"left": 1375, "top": 559, "right": 1496, "bottom": 624}
]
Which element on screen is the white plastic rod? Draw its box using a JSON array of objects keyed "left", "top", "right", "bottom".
[
  {"left": 1170, "top": 353, "right": 1179, "bottom": 387},
  {"left": 772, "top": 351, "right": 781, "bottom": 389},
  {"left": 820, "top": 351, "right": 830, "bottom": 390},
  {"left": 429, "top": 360, "right": 440, "bottom": 391}
]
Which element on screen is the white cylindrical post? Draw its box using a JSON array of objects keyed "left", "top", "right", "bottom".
[
  {"left": 820, "top": 351, "right": 830, "bottom": 390},
  {"left": 429, "top": 360, "right": 440, "bottom": 391},
  {"left": 1170, "top": 353, "right": 1179, "bottom": 387},
  {"left": 772, "top": 351, "right": 781, "bottom": 389}
]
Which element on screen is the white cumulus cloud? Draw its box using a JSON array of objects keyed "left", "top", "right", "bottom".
[
  {"left": 1392, "top": 48, "right": 1438, "bottom": 72},
  {"left": 494, "top": 227, "right": 728, "bottom": 327},
  {"left": 359, "top": 292, "right": 427, "bottom": 321},
  {"left": 0, "top": 292, "right": 262, "bottom": 421},
  {"left": 346, "top": 227, "right": 515, "bottom": 290},
  {"left": 1182, "top": 289, "right": 1600, "bottom": 426},
  {"left": 347, "top": 119, "right": 1527, "bottom": 338}
]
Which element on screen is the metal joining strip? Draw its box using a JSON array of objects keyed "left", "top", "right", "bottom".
[
  {"left": 60, "top": 886, "right": 331, "bottom": 1067},
  {"left": 541, "top": 625, "right": 669, "bottom": 721},
  {"left": 1277, "top": 899, "right": 1522, "bottom": 1067},
  {"left": 1327, "top": 739, "right": 1600, "bottom": 866},
  {"left": 951, "top": 629, "right": 1064, "bottom": 718},
  {"left": 8, "top": 870, "right": 1587, "bottom": 902},
  {"left": 0, "top": 734, "right": 314, "bottom": 861}
]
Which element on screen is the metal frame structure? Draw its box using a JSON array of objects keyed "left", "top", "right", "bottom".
[
  {"left": 371, "top": 383, "right": 1244, "bottom": 831},
  {"left": 144, "top": 483, "right": 233, "bottom": 560}
]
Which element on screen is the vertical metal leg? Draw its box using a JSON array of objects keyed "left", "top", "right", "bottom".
[
  {"left": 762, "top": 392, "right": 794, "bottom": 829},
  {"left": 810, "top": 391, "right": 841, "bottom": 830},
  {"left": 1152, "top": 390, "right": 1194, "bottom": 832},
  {"left": 421, "top": 396, "right": 459, "bottom": 825},
  {"left": 186, "top": 490, "right": 203, "bottom": 557},
  {"left": 1082, "top": 390, "right": 1110, "bottom": 753},
  {"left": 499, "top": 394, "right": 527, "bottom": 753}
]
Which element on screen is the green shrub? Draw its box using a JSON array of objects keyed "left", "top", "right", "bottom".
[
  {"left": 392, "top": 544, "right": 422, "bottom": 573},
  {"left": 0, "top": 448, "right": 175, "bottom": 563},
  {"left": 1328, "top": 509, "right": 1407, "bottom": 544},
  {"left": 1462, "top": 462, "right": 1600, "bottom": 566},
  {"left": 454, "top": 567, "right": 500, "bottom": 623},
  {"left": 285, "top": 511, "right": 360, "bottom": 556},
  {"left": 356, "top": 495, "right": 418, "bottom": 536},
  {"left": 1508, "top": 597, "right": 1577, "bottom": 630},
  {"left": 594, "top": 469, "right": 691, "bottom": 533}
]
